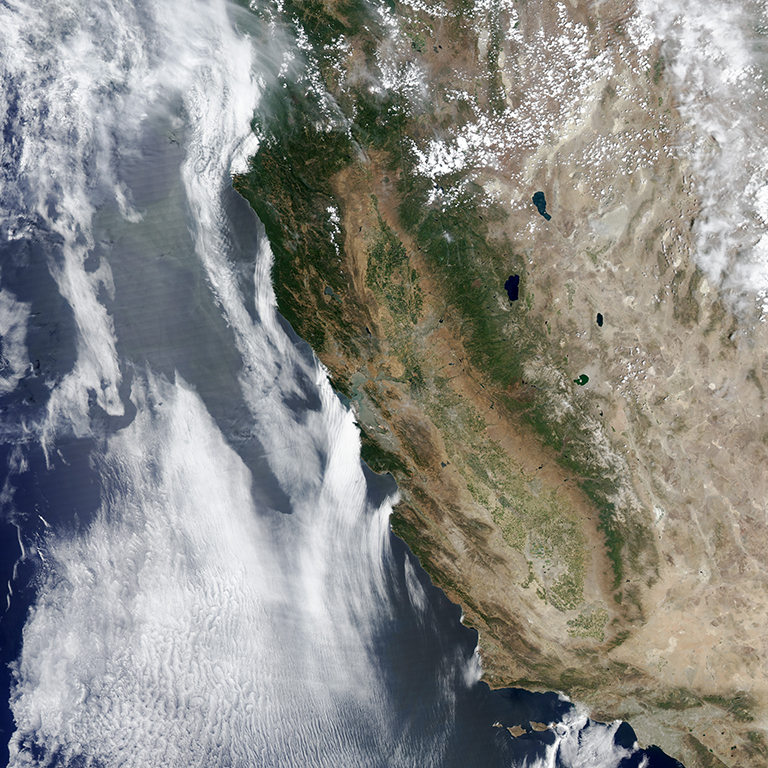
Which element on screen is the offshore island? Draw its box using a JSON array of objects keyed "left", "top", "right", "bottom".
[{"left": 234, "top": 0, "right": 768, "bottom": 765}]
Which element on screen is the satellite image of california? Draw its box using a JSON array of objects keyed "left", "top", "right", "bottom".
[{"left": 0, "top": 0, "right": 767, "bottom": 766}]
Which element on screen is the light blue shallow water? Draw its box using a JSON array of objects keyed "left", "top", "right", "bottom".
[{"left": 0, "top": 0, "right": 689, "bottom": 765}]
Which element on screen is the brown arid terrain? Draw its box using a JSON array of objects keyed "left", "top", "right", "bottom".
[{"left": 236, "top": 0, "right": 768, "bottom": 764}]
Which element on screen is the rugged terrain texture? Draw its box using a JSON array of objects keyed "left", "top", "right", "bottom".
[{"left": 234, "top": 0, "right": 768, "bottom": 764}]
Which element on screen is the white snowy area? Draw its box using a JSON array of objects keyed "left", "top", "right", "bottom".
[{"left": 637, "top": 0, "right": 768, "bottom": 314}]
